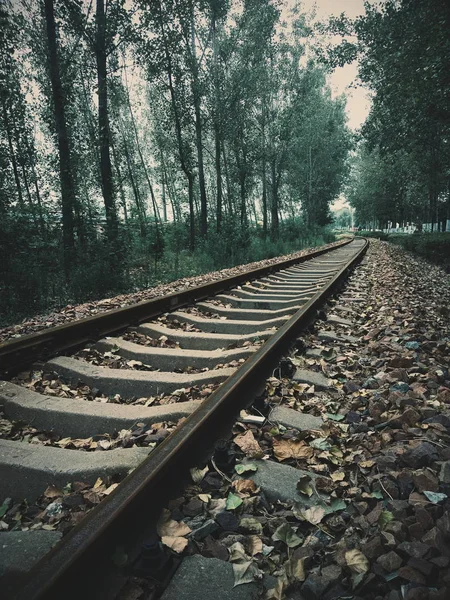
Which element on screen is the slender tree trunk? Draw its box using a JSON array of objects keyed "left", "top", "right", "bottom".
[
  {"left": 95, "top": 0, "right": 117, "bottom": 242},
  {"left": 2, "top": 100, "right": 24, "bottom": 209},
  {"left": 161, "top": 152, "right": 168, "bottom": 222},
  {"left": 190, "top": 19, "right": 207, "bottom": 239},
  {"left": 156, "top": 0, "right": 195, "bottom": 247},
  {"left": 211, "top": 14, "right": 222, "bottom": 233},
  {"left": 80, "top": 68, "right": 101, "bottom": 181},
  {"left": 188, "top": 174, "right": 195, "bottom": 251},
  {"left": 111, "top": 139, "right": 128, "bottom": 223},
  {"left": 271, "top": 158, "right": 279, "bottom": 238},
  {"left": 20, "top": 161, "right": 38, "bottom": 228},
  {"left": 261, "top": 108, "right": 267, "bottom": 235},
  {"left": 23, "top": 133, "right": 46, "bottom": 234},
  {"left": 239, "top": 172, "right": 247, "bottom": 226},
  {"left": 262, "top": 160, "right": 267, "bottom": 235},
  {"left": 221, "top": 139, "right": 233, "bottom": 215},
  {"left": 123, "top": 61, "right": 161, "bottom": 229},
  {"left": 44, "top": 0, "right": 75, "bottom": 276},
  {"left": 33, "top": 169, "right": 46, "bottom": 234},
  {"left": 119, "top": 117, "right": 146, "bottom": 236}
]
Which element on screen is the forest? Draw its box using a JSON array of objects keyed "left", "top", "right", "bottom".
[
  {"left": 0, "top": 0, "right": 351, "bottom": 324},
  {"left": 1, "top": 0, "right": 448, "bottom": 326}
]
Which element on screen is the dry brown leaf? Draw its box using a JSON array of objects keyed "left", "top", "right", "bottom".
[
  {"left": 232, "top": 479, "right": 259, "bottom": 495},
  {"left": 43, "top": 485, "right": 63, "bottom": 498},
  {"left": 161, "top": 536, "right": 188, "bottom": 553},
  {"left": 234, "top": 430, "right": 263, "bottom": 458},
  {"left": 273, "top": 439, "right": 314, "bottom": 461},
  {"left": 157, "top": 509, "right": 191, "bottom": 537},
  {"left": 246, "top": 535, "right": 263, "bottom": 556}
]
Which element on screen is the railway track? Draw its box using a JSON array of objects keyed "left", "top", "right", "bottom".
[{"left": 0, "top": 237, "right": 367, "bottom": 599}]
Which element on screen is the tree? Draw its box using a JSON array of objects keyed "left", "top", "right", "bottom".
[{"left": 326, "top": 0, "right": 450, "bottom": 230}]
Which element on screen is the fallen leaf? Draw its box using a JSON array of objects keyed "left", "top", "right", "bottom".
[
  {"left": 326, "top": 413, "right": 345, "bottom": 422},
  {"left": 285, "top": 555, "right": 306, "bottom": 582},
  {"left": 43, "top": 485, "right": 63, "bottom": 499},
  {"left": 226, "top": 492, "right": 243, "bottom": 510},
  {"left": 161, "top": 536, "right": 188, "bottom": 553},
  {"left": 331, "top": 471, "right": 345, "bottom": 482},
  {"left": 310, "top": 437, "right": 331, "bottom": 451},
  {"left": 265, "top": 574, "right": 288, "bottom": 599},
  {"left": 240, "top": 517, "right": 263, "bottom": 534},
  {"left": 302, "top": 506, "right": 326, "bottom": 525},
  {"left": 273, "top": 439, "right": 314, "bottom": 461},
  {"left": 345, "top": 549, "right": 369, "bottom": 574},
  {"left": 246, "top": 535, "right": 263, "bottom": 555},
  {"left": 378, "top": 510, "right": 394, "bottom": 529},
  {"left": 423, "top": 490, "right": 447, "bottom": 504},
  {"left": 297, "top": 475, "right": 314, "bottom": 497},
  {"left": 272, "top": 523, "right": 302, "bottom": 548},
  {"left": 190, "top": 466, "right": 209, "bottom": 483},
  {"left": 157, "top": 509, "right": 191, "bottom": 537},
  {"left": 234, "top": 431, "right": 263, "bottom": 458},
  {"left": 235, "top": 463, "right": 258, "bottom": 475},
  {"left": 232, "top": 560, "right": 261, "bottom": 587},
  {"left": 232, "top": 479, "right": 258, "bottom": 495},
  {"left": 359, "top": 460, "right": 375, "bottom": 469}
]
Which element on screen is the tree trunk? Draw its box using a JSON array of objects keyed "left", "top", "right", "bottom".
[
  {"left": 118, "top": 115, "right": 146, "bottom": 236},
  {"left": 44, "top": 0, "right": 75, "bottom": 276},
  {"left": 211, "top": 13, "right": 222, "bottom": 233},
  {"left": 156, "top": 0, "right": 195, "bottom": 247},
  {"left": 188, "top": 174, "right": 195, "bottom": 251},
  {"left": 123, "top": 61, "right": 161, "bottom": 229},
  {"left": 262, "top": 159, "right": 267, "bottom": 235},
  {"left": 160, "top": 151, "right": 168, "bottom": 222},
  {"left": 95, "top": 0, "right": 117, "bottom": 242},
  {"left": 2, "top": 100, "right": 24, "bottom": 209},
  {"left": 190, "top": 18, "right": 207, "bottom": 238},
  {"left": 261, "top": 107, "right": 267, "bottom": 235},
  {"left": 221, "top": 139, "right": 233, "bottom": 215},
  {"left": 271, "top": 158, "right": 279, "bottom": 238},
  {"left": 111, "top": 139, "right": 128, "bottom": 223}
]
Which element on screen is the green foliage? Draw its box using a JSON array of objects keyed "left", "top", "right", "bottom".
[
  {"left": 0, "top": 0, "right": 349, "bottom": 325},
  {"left": 0, "top": 215, "right": 334, "bottom": 326},
  {"left": 330, "top": 0, "right": 450, "bottom": 230},
  {"left": 358, "top": 231, "right": 389, "bottom": 241},
  {"left": 388, "top": 233, "right": 450, "bottom": 271}
]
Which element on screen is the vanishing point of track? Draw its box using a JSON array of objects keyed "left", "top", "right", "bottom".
[{"left": 0, "top": 237, "right": 367, "bottom": 599}]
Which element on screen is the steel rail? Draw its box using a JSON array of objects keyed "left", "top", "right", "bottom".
[
  {"left": 0, "top": 239, "right": 352, "bottom": 377},
  {"left": 13, "top": 238, "right": 367, "bottom": 600}
]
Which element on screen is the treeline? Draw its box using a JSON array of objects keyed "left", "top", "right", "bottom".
[
  {"left": 0, "top": 0, "right": 350, "bottom": 323},
  {"left": 328, "top": 0, "right": 450, "bottom": 231}
]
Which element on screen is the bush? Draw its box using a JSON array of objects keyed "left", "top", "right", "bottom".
[
  {"left": 388, "top": 233, "right": 450, "bottom": 271},
  {"left": 358, "top": 230, "right": 389, "bottom": 241},
  {"left": 0, "top": 214, "right": 335, "bottom": 327}
]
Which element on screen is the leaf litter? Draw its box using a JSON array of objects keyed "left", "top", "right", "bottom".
[{"left": 147, "top": 241, "right": 450, "bottom": 599}]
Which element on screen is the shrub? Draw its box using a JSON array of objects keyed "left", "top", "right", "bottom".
[{"left": 388, "top": 233, "right": 450, "bottom": 271}]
